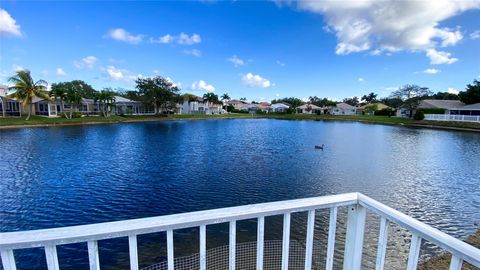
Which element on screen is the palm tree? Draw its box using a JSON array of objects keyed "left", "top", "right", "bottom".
[
  {"left": 221, "top": 93, "right": 230, "bottom": 101},
  {"left": 50, "top": 83, "right": 69, "bottom": 118},
  {"left": 94, "top": 89, "right": 116, "bottom": 117},
  {"left": 7, "top": 70, "right": 49, "bottom": 120},
  {"left": 66, "top": 87, "right": 82, "bottom": 119}
]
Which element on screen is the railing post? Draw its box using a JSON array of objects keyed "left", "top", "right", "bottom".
[
  {"left": 44, "top": 245, "right": 60, "bottom": 270},
  {"left": 343, "top": 204, "right": 366, "bottom": 270},
  {"left": 128, "top": 235, "right": 138, "bottom": 270},
  {"left": 88, "top": 240, "right": 101, "bottom": 270},
  {"left": 326, "top": 207, "right": 338, "bottom": 270},
  {"left": 449, "top": 255, "right": 463, "bottom": 270},
  {"left": 229, "top": 221, "right": 236, "bottom": 270},
  {"left": 257, "top": 217, "right": 264, "bottom": 270},
  {"left": 1, "top": 250, "right": 17, "bottom": 270},
  {"left": 406, "top": 234, "right": 422, "bottom": 270}
]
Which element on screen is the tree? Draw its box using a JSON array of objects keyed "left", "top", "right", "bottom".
[
  {"left": 7, "top": 70, "right": 49, "bottom": 120},
  {"left": 431, "top": 91, "right": 459, "bottom": 100},
  {"left": 390, "top": 84, "right": 432, "bottom": 117},
  {"left": 458, "top": 80, "right": 480, "bottom": 105},
  {"left": 221, "top": 93, "right": 230, "bottom": 101},
  {"left": 343, "top": 96, "right": 360, "bottom": 106},
  {"left": 135, "top": 76, "right": 180, "bottom": 114},
  {"left": 240, "top": 97, "right": 247, "bottom": 101},
  {"left": 361, "top": 92, "right": 378, "bottom": 103},
  {"left": 94, "top": 89, "right": 116, "bottom": 117},
  {"left": 50, "top": 82, "right": 69, "bottom": 118},
  {"left": 380, "top": 97, "right": 403, "bottom": 108},
  {"left": 308, "top": 96, "right": 336, "bottom": 107},
  {"left": 271, "top": 97, "right": 304, "bottom": 112},
  {"left": 69, "top": 80, "right": 96, "bottom": 98},
  {"left": 66, "top": 86, "right": 83, "bottom": 119},
  {"left": 203, "top": 92, "right": 221, "bottom": 104}
]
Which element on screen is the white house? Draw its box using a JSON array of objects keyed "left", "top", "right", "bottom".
[
  {"left": 297, "top": 104, "right": 321, "bottom": 114},
  {"left": 270, "top": 103, "right": 290, "bottom": 113},
  {"left": 329, "top": 103, "right": 356, "bottom": 115},
  {"left": 180, "top": 95, "right": 224, "bottom": 114}
]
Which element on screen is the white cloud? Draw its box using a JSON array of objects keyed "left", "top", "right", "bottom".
[
  {"left": 107, "top": 28, "right": 143, "bottom": 44},
  {"left": 177, "top": 33, "right": 201, "bottom": 45},
  {"left": 150, "top": 33, "right": 202, "bottom": 45},
  {"left": 150, "top": 34, "right": 173, "bottom": 44},
  {"left": 276, "top": 60, "right": 286, "bottom": 67},
  {"left": 106, "top": 66, "right": 124, "bottom": 80},
  {"left": 166, "top": 77, "right": 182, "bottom": 88},
  {"left": 242, "top": 72, "right": 272, "bottom": 88},
  {"left": 426, "top": 49, "right": 458, "bottom": 65},
  {"left": 227, "top": 55, "right": 245, "bottom": 67},
  {"left": 0, "top": 9, "right": 22, "bottom": 37},
  {"left": 74, "top": 56, "right": 97, "bottom": 69},
  {"left": 192, "top": 80, "right": 215, "bottom": 92},
  {"left": 471, "top": 30, "right": 480, "bottom": 40},
  {"left": 281, "top": 1, "right": 479, "bottom": 61},
  {"left": 184, "top": 49, "right": 201, "bottom": 57},
  {"left": 358, "top": 77, "right": 364, "bottom": 82},
  {"left": 56, "top": 68, "right": 67, "bottom": 76},
  {"left": 423, "top": 68, "right": 441, "bottom": 74},
  {"left": 447, "top": 87, "right": 459, "bottom": 95}
]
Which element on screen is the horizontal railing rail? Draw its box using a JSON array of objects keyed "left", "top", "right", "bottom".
[{"left": 1, "top": 192, "right": 479, "bottom": 270}]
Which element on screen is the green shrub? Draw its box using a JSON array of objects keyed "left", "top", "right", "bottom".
[
  {"left": 375, "top": 108, "right": 394, "bottom": 116},
  {"left": 414, "top": 110, "right": 425, "bottom": 120}
]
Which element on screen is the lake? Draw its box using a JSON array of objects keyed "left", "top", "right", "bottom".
[{"left": 1, "top": 119, "right": 479, "bottom": 269}]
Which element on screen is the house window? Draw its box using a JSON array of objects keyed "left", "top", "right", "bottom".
[{"left": 39, "top": 104, "right": 44, "bottom": 111}]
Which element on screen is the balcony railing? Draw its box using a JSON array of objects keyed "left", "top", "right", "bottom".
[{"left": 1, "top": 193, "right": 479, "bottom": 270}]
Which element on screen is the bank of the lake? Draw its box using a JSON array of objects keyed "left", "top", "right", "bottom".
[
  {"left": 418, "top": 229, "right": 480, "bottom": 270},
  {"left": 1, "top": 113, "right": 480, "bottom": 132}
]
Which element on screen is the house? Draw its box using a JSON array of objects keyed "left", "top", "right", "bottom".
[
  {"left": 356, "top": 103, "right": 390, "bottom": 115},
  {"left": 226, "top": 99, "right": 249, "bottom": 110},
  {"left": 180, "top": 95, "right": 224, "bottom": 114},
  {"left": 114, "top": 96, "right": 154, "bottom": 115},
  {"left": 270, "top": 103, "right": 290, "bottom": 113},
  {"left": 416, "top": 99, "right": 464, "bottom": 114},
  {"left": 297, "top": 104, "right": 321, "bottom": 114},
  {"left": 329, "top": 103, "right": 356, "bottom": 115},
  {"left": 449, "top": 103, "right": 480, "bottom": 116},
  {"left": 0, "top": 85, "right": 21, "bottom": 116}
]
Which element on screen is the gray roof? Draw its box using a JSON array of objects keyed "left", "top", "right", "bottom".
[
  {"left": 451, "top": 103, "right": 480, "bottom": 110},
  {"left": 417, "top": 99, "right": 464, "bottom": 109},
  {"left": 335, "top": 102, "right": 355, "bottom": 109}
]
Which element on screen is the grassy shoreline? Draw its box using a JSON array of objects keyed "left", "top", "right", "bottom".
[{"left": 1, "top": 113, "right": 480, "bottom": 132}]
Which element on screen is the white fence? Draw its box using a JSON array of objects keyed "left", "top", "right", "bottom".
[
  {"left": 425, "top": 114, "right": 480, "bottom": 122},
  {"left": 1, "top": 192, "right": 479, "bottom": 270}
]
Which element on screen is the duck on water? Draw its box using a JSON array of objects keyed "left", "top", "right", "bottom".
[{"left": 315, "top": 144, "right": 325, "bottom": 150}]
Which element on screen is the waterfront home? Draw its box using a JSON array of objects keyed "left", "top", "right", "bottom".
[
  {"left": 114, "top": 96, "right": 154, "bottom": 115},
  {"left": 449, "top": 103, "right": 480, "bottom": 115},
  {"left": 417, "top": 99, "right": 464, "bottom": 113},
  {"left": 297, "top": 103, "right": 322, "bottom": 114},
  {"left": 0, "top": 85, "right": 21, "bottom": 117},
  {"left": 226, "top": 99, "right": 249, "bottom": 110},
  {"left": 329, "top": 102, "right": 356, "bottom": 115},
  {"left": 180, "top": 95, "right": 224, "bottom": 114},
  {"left": 356, "top": 103, "right": 390, "bottom": 115},
  {"left": 270, "top": 103, "right": 290, "bottom": 113}
]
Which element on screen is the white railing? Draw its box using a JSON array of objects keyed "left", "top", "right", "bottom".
[
  {"left": 0, "top": 192, "right": 479, "bottom": 270},
  {"left": 424, "top": 114, "right": 480, "bottom": 122}
]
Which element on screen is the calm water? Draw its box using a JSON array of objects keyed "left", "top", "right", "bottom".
[{"left": 1, "top": 119, "right": 479, "bottom": 269}]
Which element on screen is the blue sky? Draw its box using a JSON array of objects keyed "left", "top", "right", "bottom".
[{"left": 1, "top": 1, "right": 479, "bottom": 101}]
